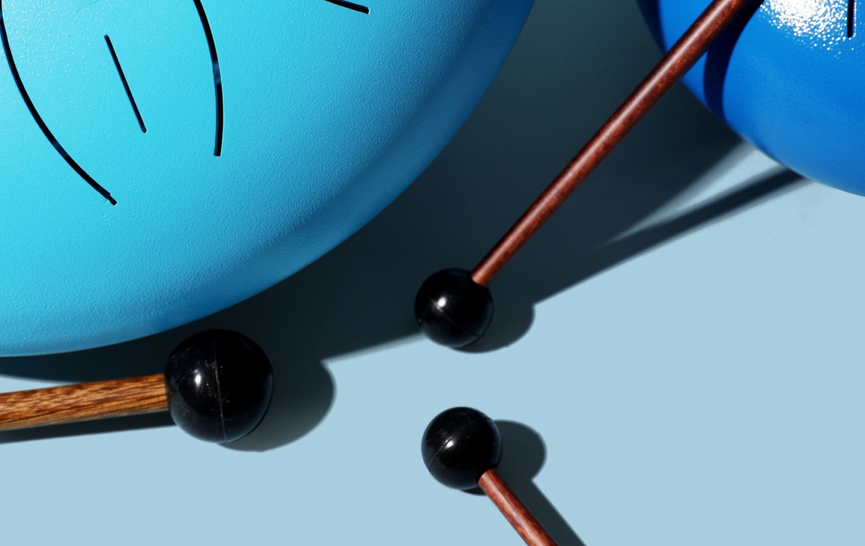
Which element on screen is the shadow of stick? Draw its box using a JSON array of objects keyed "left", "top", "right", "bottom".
[
  {"left": 473, "top": 168, "right": 806, "bottom": 351},
  {"left": 597, "top": 168, "right": 804, "bottom": 271},
  {"left": 494, "top": 420, "right": 587, "bottom": 546}
]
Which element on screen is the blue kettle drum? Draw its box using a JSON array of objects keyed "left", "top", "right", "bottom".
[{"left": 0, "top": 0, "right": 532, "bottom": 355}]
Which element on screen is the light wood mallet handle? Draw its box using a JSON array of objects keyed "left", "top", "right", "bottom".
[{"left": 0, "top": 374, "right": 168, "bottom": 431}]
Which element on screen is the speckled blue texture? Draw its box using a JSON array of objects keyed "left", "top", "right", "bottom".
[
  {"left": 0, "top": 0, "right": 533, "bottom": 355},
  {"left": 638, "top": 0, "right": 865, "bottom": 195}
]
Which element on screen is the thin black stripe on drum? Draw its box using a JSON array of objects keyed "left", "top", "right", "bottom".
[
  {"left": 192, "top": 0, "right": 224, "bottom": 157},
  {"left": 324, "top": 0, "right": 370, "bottom": 15},
  {"left": 0, "top": 1, "right": 117, "bottom": 205}
]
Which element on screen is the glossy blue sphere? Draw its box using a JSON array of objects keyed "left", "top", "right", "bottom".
[
  {"left": 638, "top": 0, "right": 865, "bottom": 194},
  {"left": 0, "top": 0, "right": 533, "bottom": 355}
]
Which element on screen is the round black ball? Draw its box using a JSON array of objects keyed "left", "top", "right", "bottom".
[
  {"left": 414, "top": 269, "right": 493, "bottom": 348},
  {"left": 164, "top": 330, "right": 274, "bottom": 443},
  {"left": 421, "top": 407, "right": 502, "bottom": 490}
]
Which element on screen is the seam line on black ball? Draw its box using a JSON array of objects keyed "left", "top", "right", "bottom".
[{"left": 210, "top": 338, "right": 228, "bottom": 442}]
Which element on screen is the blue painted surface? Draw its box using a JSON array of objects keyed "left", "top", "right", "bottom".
[
  {"left": 637, "top": 0, "right": 865, "bottom": 196},
  {"left": 0, "top": 0, "right": 533, "bottom": 355}
]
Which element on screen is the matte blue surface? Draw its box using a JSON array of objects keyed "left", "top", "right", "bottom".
[
  {"left": 638, "top": 0, "right": 865, "bottom": 196},
  {"left": 0, "top": 0, "right": 533, "bottom": 355}
]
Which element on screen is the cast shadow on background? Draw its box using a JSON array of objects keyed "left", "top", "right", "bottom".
[{"left": 0, "top": 0, "right": 805, "bottom": 449}]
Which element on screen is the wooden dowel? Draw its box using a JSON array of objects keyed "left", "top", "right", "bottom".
[
  {"left": 471, "top": 0, "right": 759, "bottom": 286},
  {"left": 0, "top": 374, "right": 168, "bottom": 431},
  {"left": 478, "top": 468, "right": 558, "bottom": 546}
]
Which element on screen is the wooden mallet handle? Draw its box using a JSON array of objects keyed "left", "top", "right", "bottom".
[
  {"left": 479, "top": 468, "right": 558, "bottom": 546},
  {"left": 0, "top": 374, "right": 167, "bottom": 431}
]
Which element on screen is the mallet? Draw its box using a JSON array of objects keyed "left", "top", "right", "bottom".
[
  {"left": 0, "top": 330, "right": 273, "bottom": 443},
  {"left": 422, "top": 407, "right": 559, "bottom": 546}
]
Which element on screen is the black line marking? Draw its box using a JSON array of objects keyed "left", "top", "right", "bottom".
[
  {"left": 848, "top": 0, "right": 856, "bottom": 38},
  {"left": 0, "top": 2, "right": 116, "bottom": 205},
  {"left": 105, "top": 35, "right": 146, "bottom": 133},
  {"left": 323, "top": 0, "right": 370, "bottom": 15},
  {"left": 75, "top": 0, "right": 102, "bottom": 14},
  {"left": 192, "top": 0, "right": 223, "bottom": 156}
]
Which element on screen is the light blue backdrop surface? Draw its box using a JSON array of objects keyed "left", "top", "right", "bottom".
[{"left": 0, "top": 1, "right": 862, "bottom": 545}]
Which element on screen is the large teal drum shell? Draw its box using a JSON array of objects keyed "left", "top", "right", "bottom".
[{"left": 0, "top": 0, "right": 534, "bottom": 355}]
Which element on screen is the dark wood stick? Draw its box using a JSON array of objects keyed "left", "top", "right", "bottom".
[
  {"left": 0, "top": 374, "right": 167, "bottom": 431},
  {"left": 478, "top": 468, "right": 558, "bottom": 546},
  {"left": 471, "top": 0, "right": 758, "bottom": 286}
]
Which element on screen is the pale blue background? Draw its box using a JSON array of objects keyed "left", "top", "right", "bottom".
[{"left": 0, "top": 1, "right": 862, "bottom": 544}]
